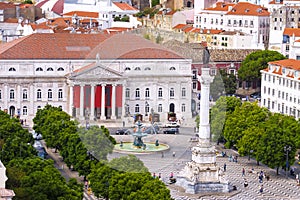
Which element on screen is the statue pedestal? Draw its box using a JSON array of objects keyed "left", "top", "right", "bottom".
[{"left": 176, "top": 141, "right": 232, "bottom": 194}]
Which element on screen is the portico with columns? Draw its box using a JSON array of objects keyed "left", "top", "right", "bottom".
[{"left": 67, "top": 63, "right": 125, "bottom": 121}]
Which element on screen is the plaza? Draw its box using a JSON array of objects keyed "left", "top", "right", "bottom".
[{"left": 109, "top": 127, "right": 300, "bottom": 200}]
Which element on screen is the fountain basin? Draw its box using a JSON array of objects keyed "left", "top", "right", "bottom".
[{"left": 114, "top": 142, "right": 169, "bottom": 154}]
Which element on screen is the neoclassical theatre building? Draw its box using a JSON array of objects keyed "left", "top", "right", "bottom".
[{"left": 0, "top": 33, "right": 193, "bottom": 126}]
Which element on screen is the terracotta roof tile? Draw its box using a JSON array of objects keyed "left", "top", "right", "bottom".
[
  {"left": 52, "top": 0, "right": 64, "bottom": 14},
  {"left": 4, "top": 18, "right": 18, "bottom": 23},
  {"left": 272, "top": 66, "right": 282, "bottom": 75},
  {"left": 173, "top": 24, "right": 188, "bottom": 29},
  {"left": 113, "top": 2, "right": 138, "bottom": 11},
  {"left": 0, "top": 33, "right": 183, "bottom": 60},
  {"left": 287, "top": 72, "right": 294, "bottom": 78},
  {"left": 283, "top": 28, "right": 300, "bottom": 37},
  {"left": 226, "top": 2, "right": 269, "bottom": 16},
  {"left": 0, "top": 2, "right": 16, "bottom": 9},
  {"left": 204, "top": 2, "right": 236, "bottom": 12},
  {"left": 269, "top": 59, "right": 300, "bottom": 70},
  {"left": 63, "top": 11, "right": 99, "bottom": 18},
  {"left": 35, "top": 0, "right": 49, "bottom": 8},
  {"left": 269, "top": 0, "right": 283, "bottom": 4}
]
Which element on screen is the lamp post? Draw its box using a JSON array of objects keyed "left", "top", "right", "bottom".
[
  {"left": 145, "top": 101, "right": 149, "bottom": 117},
  {"left": 284, "top": 145, "right": 291, "bottom": 178}
]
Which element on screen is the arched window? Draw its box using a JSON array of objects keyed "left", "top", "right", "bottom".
[
  {"left": 158, "top": 88, "right": 163, "bottom": 98},
  {"left": 37, "top": 89, "right": 42, "bottom": 100},
  {"left": 169, "top": 67, "right": 176, "bottom": 70},
  {"left": 9, "top": 89, "right": 15, "bottom": 100},
  {"left": 59, "top": 105, "right": 62, "bottom": 109},
  {"left": 48, "top": 89, "right": 52, "bottom": 100},
  {"left": 134, "top": 67, "right": 141, "bottom": 71},
  {"left": 9, "top": 67, "right": 16, "bottom": 71},
  {"left": 182, "top": 87, "right": 186, "bottom": 97},
  {"left": 158, "top": 104, "right": 162, "bottom": 112},
  {"left": 181, "top": 103, "right": 186, "bottom": 112},
  {"left": 37, "top": 106, "right": 41, "bottom": 111},
  {"left": 125, "top": 88, "right": 130, "bottom": 99},
  {"left": 57, "top": 67, "right": 64, "bottom": 71},
  {"left": 125, "top": 67, "right": 131, "bottom": 71},
  {"left": 36, "top": 67, "right": 43, "bottom": 71},
  {"left": 23, "top": 89, "right": 28, "bottom": 100},
  {"left": 47, "top": 67, "right": 54, "bottom": 71},
  {"left": 135, "top": 88, "right": 140, "bottom": 99},
  {"left": 170, "top": 88, "right": 175, "bottom": 98},
  {"left": 23, "top": 106, "right": 28, "bottom": 115},
  {"left": 135, "top": 104, "right": 139, "bottom": 113},
  {"left": 145, "top": 88, "right": 150, "bottom": 98},
  {"left": 145, "top": 67, "right": 151, "bottom": 71},
  {"left": 58, "top": 89, "right": 63, "bottom": 100}
]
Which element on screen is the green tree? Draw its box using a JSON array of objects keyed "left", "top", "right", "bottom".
[
  {"left": 210, "top": 96, "right": 241, "bottom": 143},
  {"left": 108, "top": 155, "right": 148, "bottom": 173},
  {"left": 220, "top": 69, "right": 237, "bottom": 95},
  {"left": 210, "top": 70, "right": 225, "bottom": 101},
  {"left": 238, "top": 50, "right": 286, "bottom": 82}
]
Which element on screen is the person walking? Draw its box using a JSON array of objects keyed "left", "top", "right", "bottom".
[
  {"left": 173, "top": 151, "right": 176, "bottom": 157},
  {"left": 242, "top": 168, "right": 245, "bottom": 176},
  {"left": 224, "top": 163, "right": 227, "bottom": 172},
  {"left": 244, "top": 179, "right": 248, "bottom": 188},
  {"left": 259, "top": 185, "right": 264, "bottom": 194},
  {"left": 161, "top": 152, "right": 164, "bottom": 158}
]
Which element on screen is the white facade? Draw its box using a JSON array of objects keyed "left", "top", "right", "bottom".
[
  {"left": 194, "top": 2, "right": 270, "bottom": 46},
  {"left": 0, "top": 160, "right": 7, "bottom": 188},
  {"left": 261, "top": 59, "right": 300, "bottom": 119}
]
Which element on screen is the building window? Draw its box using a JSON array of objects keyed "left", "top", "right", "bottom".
[
  {"left": 169, "top": 67, "right": 176, "bottom": 70},
  {"left": 282, "top": 92, "right": 285, "bottom": 99},
  {"left": 58, "top": 89, "right": 63, "bottom": 100},
  {"left": 278, "top": 91, "right": 281, "bottom": 98},
  {"left": 125, "top": 88, "right": 130, "bottom": 99},
  {"left": 182, "top": 88, "right": 186, "bottom": 97},
  {"left": 145, "top": 67, "right": 151, "bottom": 71},
  {"left": 57, "top": 67, "right": 64, "bottom": 71},
  {"left": 37, "top": 89, "right": 42, "bottom": 100},
  {"left": 48, "top": 89, "right": 52, "bottom": 100},
  {"left": 145, "top": 88, "right": 150, "bottom": 98},
  {"left": 9, "top": 67, "right": 16, "bottom": 71},
  {"left": 272, "top": 89, "right": 275, "bottom": 96},
  {"left": 135, "top": 104, "right": 139, "bottom": 113},
  {"left": 158, "top": 88, "right": 163, "bottom": 98},
  {"left": 0, "top": 90, "right": 1, "bottom": 100},
  {"left": 23, "top": 106, "right": 27, "bottom": 115},
  {"left": 47, "top": 67, "right": 54, "bottom": 71},
  {"left": 170, "top": 88, "right": 175, "bottom": 98},
  {"left": 37, "top": 106, "right": 41, "bottom": 110},
  {"left": 134, "top": 67, "right": 141, "bottom": 71},
  {"left": 158, "top": 104, "right": 162, "bottom": 112},
  {"left": 10, "top": 89, "right": 15, "bottom": 100},
  {"left": 23, "top": 89, "right": 28, "bottom": 100},
  {"left": 181, "top": 103, "right": 186, "bottom": 112},
  {"left": 36, "top": 67, "right": 43, "bottom": 71},
  {"left": 135, "top": 88, "right": 140, "bottom": 99}
]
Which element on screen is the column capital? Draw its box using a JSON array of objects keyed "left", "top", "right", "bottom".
[
  {"left": 90, "top": 83, "right": 97, "bottom": 87},
  {"left": 80, "top": 83, "right": 86, "bottom": 87},
  {"left": 112, "top": 83, "right": 117, "bottom": 87},
  {"left": 101, "top": 83, "right": 106, "bottom": 87}
]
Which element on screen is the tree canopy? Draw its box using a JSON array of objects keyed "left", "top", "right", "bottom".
[{"left": 238, "top": 50, "right": 286, "bottom": 81}]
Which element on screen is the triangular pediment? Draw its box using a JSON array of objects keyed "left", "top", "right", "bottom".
[{"left": 70, "top": 63, "right": 123, "bottom": 80}]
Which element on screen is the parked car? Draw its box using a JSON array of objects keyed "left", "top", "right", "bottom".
[
  {"left": 233, "top": 94, "right": 247, "bottom": 101},
  {"left": 115, "top": 129, "right": 129, "bottom": 135},
  {"left": 163, "top": 128, "right": 179, "bottom": 134},
  {"left": 250, "top": 92, "right": 261, "bottom": 100},
  {"left": 165, "top": 121, "right": 180, "bottom": 128}
]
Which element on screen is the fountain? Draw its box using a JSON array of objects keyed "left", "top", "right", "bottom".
[{"left": 114, "top": 121, "right": 169, "bottom": 153}]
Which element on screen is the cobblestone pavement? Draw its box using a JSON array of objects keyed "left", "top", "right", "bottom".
[{"left": 109, "top": 128, "right": 300, "bottom": 200}]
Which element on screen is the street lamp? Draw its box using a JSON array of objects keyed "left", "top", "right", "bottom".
[
  {"left": 145, "top": 101, "right": 149, "bottom": 117},
  {"left": 284, "top": 145, "right": 291, "bottom": 178}
]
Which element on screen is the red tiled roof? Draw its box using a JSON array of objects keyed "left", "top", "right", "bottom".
[
  {"left": 0, "top": 33, "right": 184, "bottom": 60},
  {"left": 63, "top": 11, "right": 99, "bottom": 18},
  {"left": 0, "top": 2, "right": 16, "bottom": 9},
  {"left": 283, "top": 28, "right": 300, "bottom": 37},
  {"left": 272, "top": 66, "right": 282, "bottom": 75},
  {"left": 35, "top": 0, "right": 49, "bottom": 8},
  {"left": 113, "top": 2, "right": 138, "bottom": 11},
  {"left": 173, "top": 24, "right": 187, "bottom": 29},
  {"left": 226, "top": 2, "right": 269, "bottom": 16},
  {"left": 269, "top": 0, "right": 283, "bottom": 4},
  {"left": 4, "top": 18, "right": 18, "bottom": 23},
  {"left": 204, "top": 2, "right": 236, "bottom": 12},
  {"left": 287, "top": 72, "right": 294, "bottom": 78},
  {"left": 269, "top": 59, "right": 300, "bottom": 71},
  {"left": 52, "top": 0, "right": 64, "bottom": 15}
]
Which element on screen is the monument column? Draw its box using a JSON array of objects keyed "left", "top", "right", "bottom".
[
  {"left": 79, "top": 84, "right": 85, "bottom": 120},
  {"left": 100, "top": 84, "right": 106, "bottom": 120},
  {"left": 90, "top": 83, "right": 95, "bottom": 121},
  {"left": 111, "top": 84, "right": 116, "bottom": 119},
  {"left": 69, "top": 83, "right": 74, "bottom": 117}
]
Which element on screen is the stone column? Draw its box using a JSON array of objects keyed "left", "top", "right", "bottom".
[
  {"left": 4, "top": 84, "right": 8, "bottom": 110},
  {"left": 17, "top": 85, "right": 21, "bottom": 112},
  {"left": 69, "top": 83, "right": 74, "bottom": 117},
  {"left": 30, "top": 84, "right": 34, "bottom": 115},
  {"left": 79, "top": 84, "right": 85, "bottom": 120},
  {"left": 198, "top": 68, "right": 214, "bottom": 145},
  {"left": 100, "top": 84, "right": 106, "bottom": 120},
  {"left": 90, "top": 83, "right": 95, "bottom": 121},
  {"left": 122, "top": 81, "right": 126, "bottom": 118},
  {"left": 111, "top": 84, "right": 116, "bottom": 119}
]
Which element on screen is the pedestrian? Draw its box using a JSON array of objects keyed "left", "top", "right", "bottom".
[
  {"left": 84, "top": 180, "right": 88, "bottom": 189},
  {"left": 259, "top": 185, "right": 263, "bottom": 193},
  {"left": 173, "top": 152, "right": 176, "bottom": 157},
  {"left": 235, "top": 155, "right": 238, "bottom": 163},
  {"left": 244, "top": 179, "right": 248, "bottom": 188},
  {"left": 224, "top": 163, "right": 227, "bottom": 172},
  {"left": 161, "top": 152, "right": 164, "bottom": 158},
  {"left": 153, "top": 173, "right": 156, "bottom": 178},
  {"left": 242, "top": 168, "right": 245, "bottom": 176},
  {"left": 170, "top": 172, "right": 174, "bottom": 178},
  {"left": 158, "top": 173, "right": 161, "bottom": 179}
]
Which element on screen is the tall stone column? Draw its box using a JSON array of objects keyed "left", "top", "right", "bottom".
[
  {"left": 100, "top": 84, "right": 106, "bottom": 120},
  {"left": 69, "top": 83, "right": 74, "bottom": 117},
  {"left": 17, "top": 85, "right": 21, "bottom": 113},
  {"left": 79, "top": 84, "right": 85, "bottom": 120},
  {"left": 111, "top": 84, "right": 116, "bottom": 120},
  {"left": 4, "top": 84, "right": 8, "bottom": 111},
  {"left": 30, "top": 83, "right": 34, "bottom": 115},
  {"left": 90, "top": 83, "right": 95, "bottom": 121}
]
